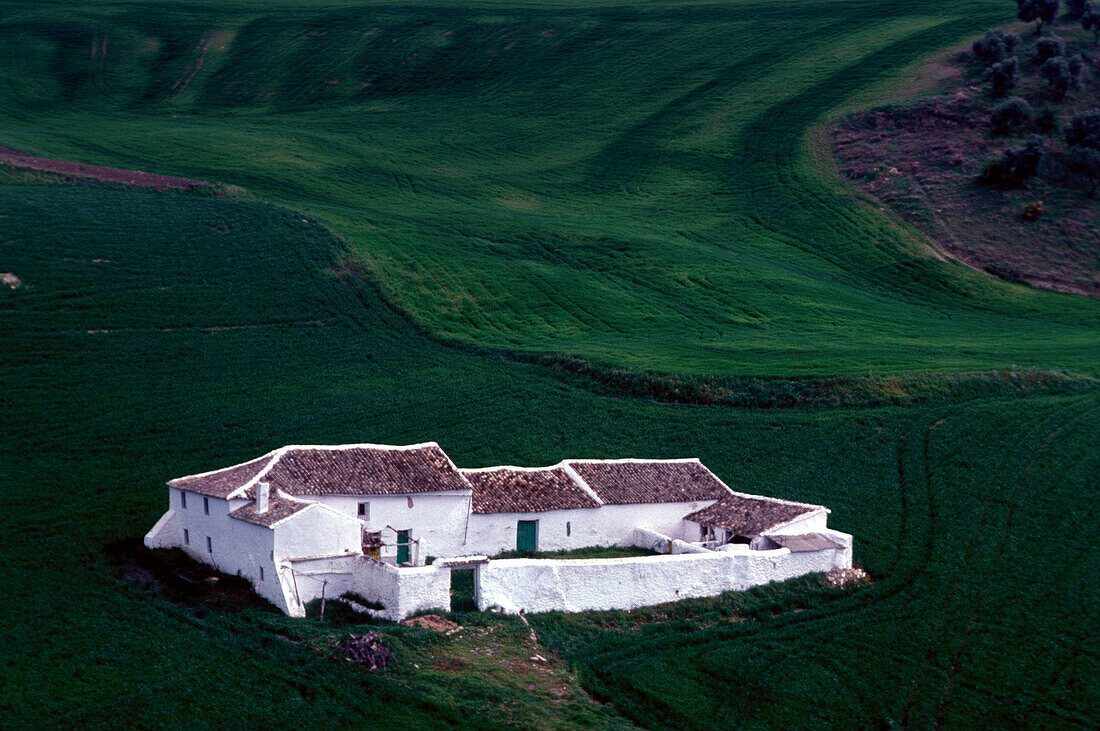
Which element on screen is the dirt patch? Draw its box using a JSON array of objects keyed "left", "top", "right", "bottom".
[
  {"left": 831, "top": 30, "right": 1100, "bottom": 297},
  {"left": 824, "top": 566, "right": 872, "bottom": 589},
  {"left": 0, "top": 147, "right": 220, "bottom": 193},
  {"left": 402, "top": 614, "right": 460, "bottom": 632}
]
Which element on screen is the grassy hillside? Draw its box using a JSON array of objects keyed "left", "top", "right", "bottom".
[
  {"left": 0, "top": 0, "right": 1096, "bottom": 376},
  {"left": 1, "top": 0, "right": 1097, "bottom": 726},
  {"left": 0, "top": 181, "right": 1095, "bottom": 727}
]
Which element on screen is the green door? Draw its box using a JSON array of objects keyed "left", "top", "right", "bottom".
[
  {"left": 396, "top": 530, "right": 411, "bottom": 565},
  {"left": 516, "top": 520, "right": 538, "bottom": 552}
]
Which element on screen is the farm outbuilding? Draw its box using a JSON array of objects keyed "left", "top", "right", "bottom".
[{"left": 146, "top": 442, "right": 853, "bottom": 619}]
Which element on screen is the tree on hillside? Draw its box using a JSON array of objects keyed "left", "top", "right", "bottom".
[
  {"left": 1033, "top": 36, "right": 1066, "bottom": 62},
  {"left": 1040, "top": 54, "right": 1084, "bottom": 98},
  {"left": 1066, "top": 0, "right": 1090, "bottom": 18},
  {"left": 1064, "top": 109, "right": 1100, "bottom": 195},
  {"left": 986, "top": 58, "right": 1020, "bottom": 96},
  {"left": 1018, "top": 0, "right": 1060, "bottom": 34},
  {"left": 973, "top": 28, "right": 1020, "bottom": 64},
  {"left": 1083, "top": 4, "right": 1100, "bottom": 41},
  {"left": 991, "top": 97, "right": 1034, "bottom": 133},
  {"left": 980, "top": 135, "right": 1046, "bottom": 187}
]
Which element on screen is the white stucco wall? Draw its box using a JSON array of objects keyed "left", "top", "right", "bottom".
[
  {"left": 349, "top": 558, "right": 452, "bottom": 621},
  {"left": 465, "top": 500, "right": 715, "bottom": 556},
  {"left": 476, "top": 528, "right": 853, "bottom": 614},
  {"left": 272, "top": 504, "right": 361, "bottom": 560},
  {"left": 309, "top": 491, "right": 471, "bottom": 563},
  {"left": 766, "top": 509, "right": 829, "bottom": 536}
]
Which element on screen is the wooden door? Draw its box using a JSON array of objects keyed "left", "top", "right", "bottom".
[
  {"left": 396, "top": 529, "right": 411, "bottom": 564},
  {"left": 516, "top": 520, "right": 538, "bottom": 552}
]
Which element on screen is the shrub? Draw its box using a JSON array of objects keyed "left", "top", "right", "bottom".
[
  {"left": 1063, "top": 109, "right": 1100, "bottom": 195},
  {"left": 1034, "top": 105, "right": 1060, "bottom": 131},
  {"left": 985, "top": 58, "right": 1020, "bottom": 97},
  {"left": 1084, "top": 4, "right": 1100, "bottom": 42},
  {"left": 972, "top": 29, "right": 1020, "bottom": 65},
  {"left": 1018, "top": 0, "right": 1060, "bottom": 34},
  {"left": 1040, "top": 55, "right": 1084, "bottom": 98},
  {"left": 979, "top": 135, "right": 1046, "bottom": 187},
  {"left": 991, "top": 97, "right": 1033, "bottom": 133},
  {"left": 1022, "top": 201, "right": 1044, "bottom": 219},
  {"left": 1033, "top": 36, "right": 1065, "bottom": 62},
  {"left": 1065, "top": 0, "right": 1090, "bottom": 19}
]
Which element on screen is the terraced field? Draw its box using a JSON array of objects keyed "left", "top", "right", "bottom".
[
  {"left": 1, "top": 0, "right": 1096, "bottom": 375},
  {"left": 0, "top": 0, "right": 1097, "bottom": 727}
]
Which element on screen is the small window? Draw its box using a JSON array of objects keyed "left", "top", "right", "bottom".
[
  {"left": 406, "top": 496, "right": 414, "bottom": 509},
  {"left": 259, "top": 566, "right": 264, "bottom": 581},
  {"left": 203, "top": 497, "right": 210, "bottom": 515},
  {"left": 180, "top": 491, "right": 187, "bottom": 509},
  {"left": 566, "top": 521, "right": 571, "bottom": 537},
  {"left": 358, "top": 502, "right": 370, "bottom": 520},
  {"left": 183, "top": 529, "right": 189, "bottom": 545},
  {"left": 206, "top": 536, "right": 213, "bottom": 553}
]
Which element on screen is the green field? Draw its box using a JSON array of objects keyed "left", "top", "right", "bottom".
[
  {"left": 1, "top": 0, "right": 1096, "bottom": 376},
  {"left": 0, "top": 0, "right": 1097, "bottom": 727}
]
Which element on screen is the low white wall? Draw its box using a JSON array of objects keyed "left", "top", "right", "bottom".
[
  {"left": 631, "top": 527, "right": 673, "bottom": 554},
  {"left": 279, "top": 555, "right": 358, "bottom": 617},
  {"left": 476, "top": 528, "right": 853, "bottom": 615},
  {"left": 349, "top": 558, "right": 452, "bottom": 621}
]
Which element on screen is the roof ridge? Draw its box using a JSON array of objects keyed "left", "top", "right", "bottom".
[
  {"left": 565, "top": 457, "right": 701, "bottom": 465},
  {"left": 460, "top": 464, "right": 563, "bottom": 473},
  {"left": 559, "top": 461, "right": 605, "bottom": 506},
  {"left": 166, "top": 449, "right": 278, "bottom": 486},
  {"left": 276, "top": 441, "right": 442, "bottom": 452},
  {"left": 720, "top": 488, "right": 827, "bottom": 512},
  {"left": 228, "top": 446, "right": 290, "bottom": 499}
]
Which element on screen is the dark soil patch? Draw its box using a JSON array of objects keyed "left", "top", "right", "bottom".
[
  {"left": 832, "top": 33, "right": 1100, "bottom": 296},
  {"left": 0, "top": 147, "right": 220, "bottom": 193}
]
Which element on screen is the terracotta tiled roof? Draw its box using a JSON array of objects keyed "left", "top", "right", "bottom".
[
  {"left": 167, "top": 443, "right": 472, "bottom": 498},
  {"left": 263, "top": 444, "right": 470, "bottom": 496},
  {"left": 462, "top": 467, "right": 599, "bottom": 514},
  {"left": 228, "top": 495, "right": 313, "bottom": 527},
  {"left": 168, "top": 454, "right": 274, "bottom": 498},
  {"left": 565, "top": 459, "right": 730, "bottom": 505},
  {"left": 683, "top": 493, "right": 822, "bottom": 536}
]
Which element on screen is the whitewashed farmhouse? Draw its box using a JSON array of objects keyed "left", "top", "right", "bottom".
[{"left": 146, "top": 442, "right": 852, "bottom": 619}]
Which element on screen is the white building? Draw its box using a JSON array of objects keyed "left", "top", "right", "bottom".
[{"left": 146, "top": 442, "right": 853, "bottom": 619}]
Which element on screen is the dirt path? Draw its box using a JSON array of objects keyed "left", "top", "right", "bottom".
[{"left": 0, "top": 147, "right": 218, "bottom": 192}]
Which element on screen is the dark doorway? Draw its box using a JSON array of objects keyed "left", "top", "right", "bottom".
[{"left": 450, "top": 568, "right": 476, "bottom": 612}]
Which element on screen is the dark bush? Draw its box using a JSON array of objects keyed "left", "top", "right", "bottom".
[
  {"left": 985, "top": 58, "right": 1020, "bottom": 97},
  {"left": 972, "top": 29, "right": 1020, "bottom": 65},
  {"left": 979, "top": 135, "right": 1046, "bottom": 187},
  {"left": 1084, "top": 5, "right": 1100, "bottom": 42},
  {"left": 1018, "top": 0, "right": 1060, "bottom": 34},
  {"left": 1040, "top": 55, "right": 1084, "bottom": 98},
  {"left": 1034, "top": 105, "right": 1060, "bottom": 131},
  {"left": 1064, "top": 109, "right": 1100, "bottom": 195},
  {"left": 991, "top": 97, "right": 1033, "bottom": 134},
  {"left": 1066, "top": 0, "right": 1090, "bottom": 19},
  {"left": 1033, "top": 36, "right": 1065, "bottom": 62}
]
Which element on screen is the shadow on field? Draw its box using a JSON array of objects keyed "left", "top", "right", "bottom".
[{"left": 105, "top": 537, "right": 277, "bottom": 616}]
